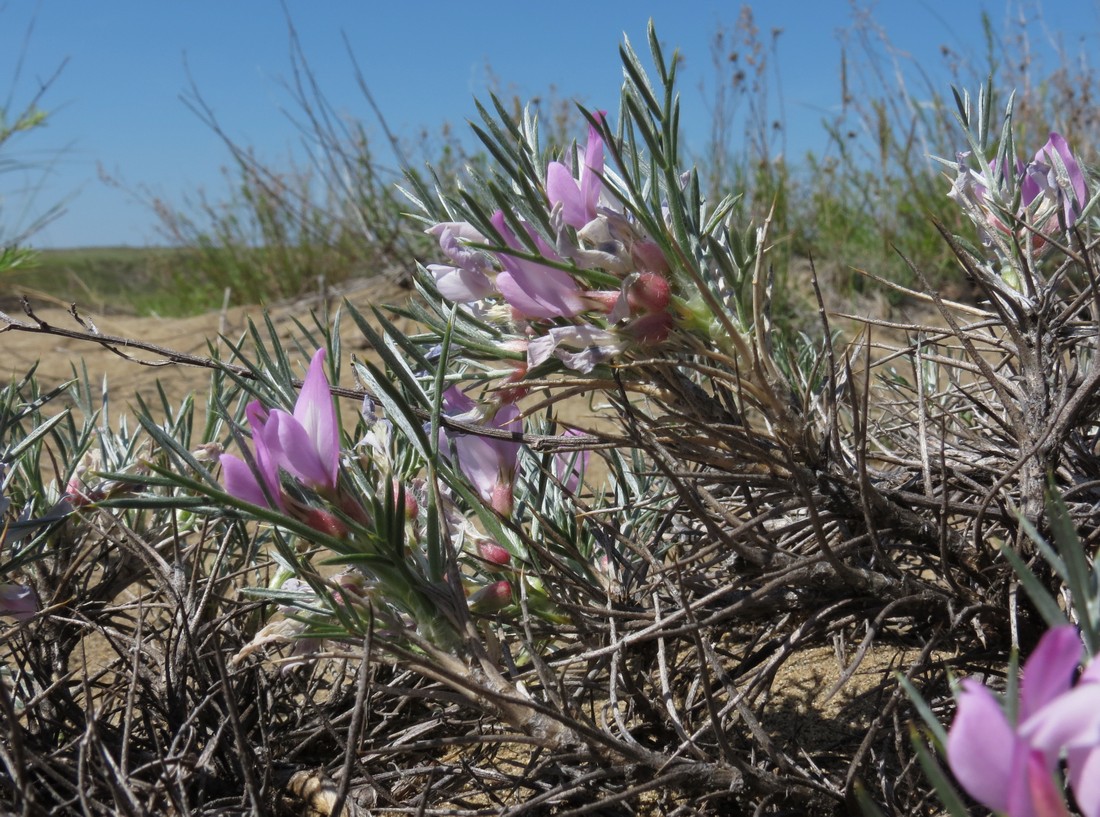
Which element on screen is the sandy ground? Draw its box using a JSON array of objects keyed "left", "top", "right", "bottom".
[{"left": 0, "top": 276, "right": 416, "bottom": 417}]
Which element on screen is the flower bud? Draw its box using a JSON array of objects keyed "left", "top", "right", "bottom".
[
  {"left": 298, "top": 507, "right": 349, "bottom": 539},
  {"left": 626, "top": 311, "right": 674, "bottom": 345},
  {"left": 392, "top": 481, "right": 419, "bottom": 520},
  {"left": 338, "top": 493, "right": 373, "bottom": 527},
  {"left": 64, "top": 478, "right": 103, "bottom": 507},
  {"left": 331, "top": 571, "right": 368, "bottom": 606},
  {"left": 476, "top": 539, "right": 512, "bottom": 566},
  {"left": 628, "top": 272, "right": 671, "bottom": 313},
  {"left": 65, "top": 451, "right": 103, "bottom": 506},
  {"left": 469, "top": 580, "right": 513, "bottom": 613},
  {"left": 495, "top": 363, "right": 530, "bottom": 404},
  {"left": 190, "top": 442, "right": 224, "bottom": 463}
]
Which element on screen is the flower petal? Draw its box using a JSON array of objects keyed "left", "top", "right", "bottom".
[
  {"left": 294, "top": 349, "right": 339, "bottom": 489},
  {"left": 1022, "top": 748, "right": 1071, "bottom": 817},
  {"left": 1021, "top": 626, "right": 1083, "bottom": 720},
  {"left": 266, "top": 410, "right": 332, "bottom": 489},
  {"left": 580, "top": 117, "right": 605, "bottom": 220},
  {"left": 0, "top": 583, "right": 38, "bottom": 621},
  {"left": 526, "top": 323, "right": 619, "bottom": 373},
  {"left": 1039, "top": 132, "right": 1087, "bottom": 220},
  {"left": 246, "top": 399, "right": 270, "bottom": 432},
  {"left": 221, "top": 453, "right": 278, "bottom": 509},
  {"left": 947, "top": 679, "right": 1017, "bottom": 813},
  {"left": 557, "top": 345, "right": 618, "bottom": 374},
  {"left": 428, "top": 264, "right": 495, "bottom": 302},
  {"left": 546, "top": 161, "right": 586, "bottom": 228},
  {"left": 548, "top": 324, "right": 622, "bottom": 373},
  {"left": 441, "top": 394, "right": 521, "bottom": 505},
  {"left": 428, "top": 220, "right": 487, "bottom": 246},
  {"left": 1068, "top": 746, "right": 1100, "bottom": 817},
  {"left": 442, "top": 385, "right": 479, "bottom": 419},
  {"left": 491, "top": 210, "right": 585, "bottom": 319},
  {"left": 527, "top": 334, "right": 558, "bottom": 369},
  {"left": 1021, "top": 682, "right": 1100, "bottom": 757}
]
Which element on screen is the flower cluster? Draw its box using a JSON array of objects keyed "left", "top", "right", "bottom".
[
  {"left": 425, "top": 114, "right": 676, "bottom": 375},
  {"left": 947, "top": 625, "right": 1100, "bottom": 816},
  {"left": 949, "top": 132, "right": 1088, "bottom": 251},
  {"left": 436, "top": 384, "right": 590, "bottom": 613},
  {"left": 218, "top": 342, "right": 594, "bottom": 636},
  {"left": 220, "top": 348, "right": 369, "bottom": 537}
]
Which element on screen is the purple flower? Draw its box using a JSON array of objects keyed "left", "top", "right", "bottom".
[
  {"left": 949, "top": 133, "right": 1088, "bottom": 247},
  {"left": 0, "top": 583, "right": 38, "bottom": 621},
  {"left": 491, "top": 210, "right": 586, "bottom": 320},
  {"left": 1023, "top": 133, "right": 1088, "bottom": 228},
  {"left": 947, "top": 626, "right": 1100, "bottom": 817},
  {"left": 427, "top": 263, "right": 496, "bottom": 303},
  {"left": 426, "top": 221, "right": 496, "bottom": 302},
  {"left": 440, "top": 387, "right": 521, "bottom": 515},
  {"left": 546, "top": 113, "right": 606, "bottom": 229},
  {"left": 221, "top": 348, "right": 340, "bottom": 506}
]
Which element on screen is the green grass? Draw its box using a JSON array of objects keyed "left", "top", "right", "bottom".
[
  {"left": 8, "top": 240, "right": 405, "bottom": 317},
  {"left": 3, "top": 246, "right": 186, "bottom": 315}
]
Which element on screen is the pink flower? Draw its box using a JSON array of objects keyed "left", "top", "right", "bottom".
[
  {"left": 221, "top": 348, "right": 340, "bottom": 506},
  {"left": 1022, "top": 133, "right": 1088, "bottom": 228},
  {"left": 947, "top": 626, "right": 1100, "bottom": 816},
  {"left": 546, "top": 113, "right": 606, "bottom": 229},
  {"left": 426, "top": 221, "right": 496, "bottom": 302},
  {"left": 440, "top": 387, "right": 521, "bottom": 516},
  {"left": 949, "top": 132, "right": 1088, "bottom": 248},
  {"left": 270, "top": 348, "right": 340, "bottom": 490},
  {"left": 491, "top": 210, "right": 586, "bottom": 320},
  {"left": 221, "top": 400, "right": 285, "bottom": 509}
]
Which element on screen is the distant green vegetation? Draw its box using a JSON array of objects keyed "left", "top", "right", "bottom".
[{"left": 2, "top": 246, "right": 186, "bottom": 315}]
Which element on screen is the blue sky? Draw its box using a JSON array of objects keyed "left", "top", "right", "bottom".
[{"left": 1, "top": 0, "right": 1095, "bottom": 248}]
